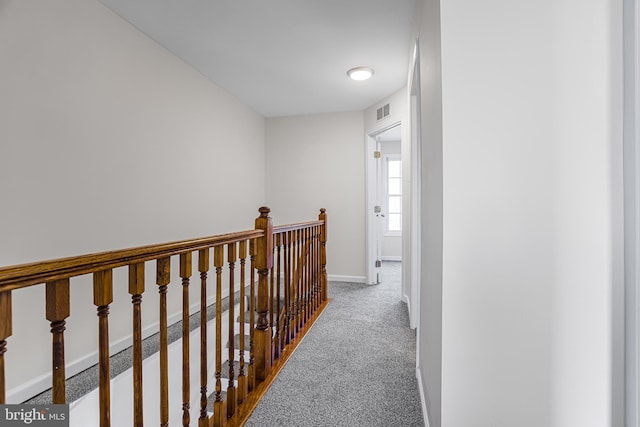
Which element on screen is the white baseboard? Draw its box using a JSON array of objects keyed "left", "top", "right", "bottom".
[
  {"left": 327, "top": 274, "right": 366, "bottom": 283},
  {"left": 7, "top": 292, "right": 219, "bottom": 403},
  {"left": 402, "top": 293, "right": 410, "bottom": 305},
  {"left": 402, "top": 294, "right": 418, "bottom": 330},
  {"left": 381, "top": 256, "right": 402, "bottom": 262},
  {"left": 416, "top": 365, "right": 430, "bottom": 427}
]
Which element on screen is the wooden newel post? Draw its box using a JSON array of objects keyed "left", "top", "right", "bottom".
[
  {"left": 319, "top": 208, "right": 328, "bottom": 302},
  {"left": 254, "top": 206, "right": 273, "bottom": 381}
]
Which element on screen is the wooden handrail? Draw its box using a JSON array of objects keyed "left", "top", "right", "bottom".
[
  {"left": 0, "top": 230, "right": 264, "bottom": 291},
  {"left": 273, "top": 220, "right": 323, "bottom": 235},
  {"left": 0, "top": 207, "right": 329, "bottom": 427}
]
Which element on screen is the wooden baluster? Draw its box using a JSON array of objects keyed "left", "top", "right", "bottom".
[
  {"left": 308, "top": 228, "right": 313, "bottom": 319},
  {"left": 198, "top": 249, "right": 209, "bottom": 427},
  {"left": 268, "top": 241, "right": 275, "bottom": 360},
  {"left": 213, "top": 246, "right": 226, "bottom": 427},
  {"left": 291, "top": 229, "right": 298, "bottom": 337},
  {"left": 275, "top": 234, "right": 282, "bottom": 357},
  {"left": 237, "top": 240, "right": 248, "bottom": 403},
  {"left": 316, "top": 225, "right": 322, "bottom": 307},
  {"left": 226, "top": 242, "right": 237, "bottom": 418},
  {"left": 308, "top": 227, "right": 314, "bottom": 318},
  {"left": 254, "top": 207, "right": 273, "bottom": 381},
  {"left": 309, "top": 227, "right": 316, "bottom": 315},
  {"left": 46, "top": 279, "right": 70, "bottom": 404},
  {"left": 296, "top": 229, "right": 302, "bottom": 332},
  {"left": 283, "top": 231, "right": 291, "bottom": 345},
  {"left": 0, "top": 291, "right": 11, "bottom": 404},
  {"left": 310, "top": 227, "right": 316, "bottom": 314},
  {"left": 320, "top": 208, "right": 328, "bottom": 302},
  {"left": 317, "top": 225, "right": 322, "bottom": 308},
  {"left": 315, "top": 225, "right": 321, "bottom": 310},
  {"left": 303, "top": 228, "right": 308, "bottom": 323},
  {"left": 312, "top": 227, "right": 316, "bottom": 313},
  {"left": 128, "top": 263, "right": 145, "bottom": 427},
  {"left": 302, "top": 229, "right": 307, "bottom": 326},
  {"left": 180, "top": 253, "right": 192, "bottom": 427},
  {"left": 93, "top": 269, "right": 113, "bottom": 427},
  {"left": 157, "top": 257, "right": 171, "bottom": 427},
  {"left": 287, "top": 231, "right": 294, "bottom": 342},
  {"left": 248, "top": 239, "right": 256, "bottom": 391},
  {"left": 302, "top": 228, "right": 307, "bottom": 323},
  {"left": 306, "top": 229, "right": 311, "bottom": 321},
  {"left": 293, "top": 229, "right": 298, "bottom": 332}
]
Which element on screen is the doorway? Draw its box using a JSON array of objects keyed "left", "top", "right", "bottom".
[{"left": 366, "top": 123, "right": 403, "bottom": 285}]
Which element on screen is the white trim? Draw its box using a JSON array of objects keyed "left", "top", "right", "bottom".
[
  {"left": 408, "top": 38, "right": 422, "bottom": 332},
  {"left": 635, "top": 0, "right": 640, "bottom": 416},
  {"left": 381, "top": 256, "right": 402, "bottom": 262},
  {"left": 624, "top": 1, "right": 640, "bottom": 425},
  {"left": 327, "top": 274, "right": 366, "bottom": 284},
  {"left": 365, "top": 134, "right": 378, "bottom": 285},
  {"left": 366, "top": 122, "right": 403, "bottom": 285},
  {"left": 416, "top": 365, "right": 430, "bottom": 427}
]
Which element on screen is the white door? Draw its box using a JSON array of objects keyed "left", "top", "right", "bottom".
[{"left": 366, "top": 124, "right": 402, "bottom": 285}]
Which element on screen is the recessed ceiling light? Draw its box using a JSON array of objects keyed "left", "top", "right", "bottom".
[{"left": 347, "top": 66, "right": 374, "bottom": 81}]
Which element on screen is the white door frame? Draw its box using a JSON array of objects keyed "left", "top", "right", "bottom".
[
  {"left": 624, "top": 0, "right": 640, "bottom": 425},
  {"left": 364, "top": 40, "right": 423, "bottom": 334},
  {"left": 407, "top": 40, "right": 422, "bottom": 331},
  {"left": 365, "top": 122, "right": 401, "bottom": 285}
]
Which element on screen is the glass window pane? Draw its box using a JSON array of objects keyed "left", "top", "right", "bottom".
[
  {"left": 388, "top": 213, "right": 401, "bottom": 231},
  {"left": 388, "top": 160, "right": 401, "bottom": 178},
  {"left": 388, "top": 177, "right": 401, "bottom": 195},
  {"left": 388, "top": 196, "right": 401, "bottom": 214}
]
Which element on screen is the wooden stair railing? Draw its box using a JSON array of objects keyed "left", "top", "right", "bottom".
[
  {"left": 272, "top": 226, "right": 316, "bottom": 357},
  {"left": 0, "top": 207, "right": 328, "bottom": 427}
]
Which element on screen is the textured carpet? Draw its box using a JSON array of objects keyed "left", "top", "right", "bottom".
[{"left": 245, "top": 262, "right": 424, "bottom": 427}]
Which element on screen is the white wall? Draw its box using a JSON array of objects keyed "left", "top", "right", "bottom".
[
  {"left": 622, "top": 1, "right": 640, "bottom": 426},
  {"left": 0, "top": 0, "right": 265, "bottom": 402},
  {"left": 413, "top": 0, "right": 444, "bottom": 425},
  {"left": 419, "top": 0, "right": 623, "bottom": 426},
  {"left": 265, "top": 112, "right": 365, "bottom": 282},
  {"left": 364, "top": 89, "right": 408, "bottom": 132}
]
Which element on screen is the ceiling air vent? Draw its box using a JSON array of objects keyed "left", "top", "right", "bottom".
[{"left": 376, "top": 103, "right": 390, "bottom": 121}]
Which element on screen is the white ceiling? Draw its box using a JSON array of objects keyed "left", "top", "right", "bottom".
[{"left": 99, "top": 0, "right": 416, "bottom": 117}]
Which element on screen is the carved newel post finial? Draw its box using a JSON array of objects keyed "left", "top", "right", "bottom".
[{"left": 259, "top": 206, "right": 271, "bottom": 218}]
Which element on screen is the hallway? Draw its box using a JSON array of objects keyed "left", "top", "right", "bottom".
[
  {"left": 246, "top": 262, "right": 423, "bottom": 426},
  {"left": 27, "top": 262, "right": 423, "bottom": 426}
]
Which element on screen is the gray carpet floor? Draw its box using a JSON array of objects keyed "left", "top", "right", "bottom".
[{"left": 245, "top": 261, "right": 424, "bottom": 427}]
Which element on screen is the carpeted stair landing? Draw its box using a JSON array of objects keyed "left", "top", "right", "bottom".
[{"left": 244, "top": 262, "right": 424, "bottom": 427}]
